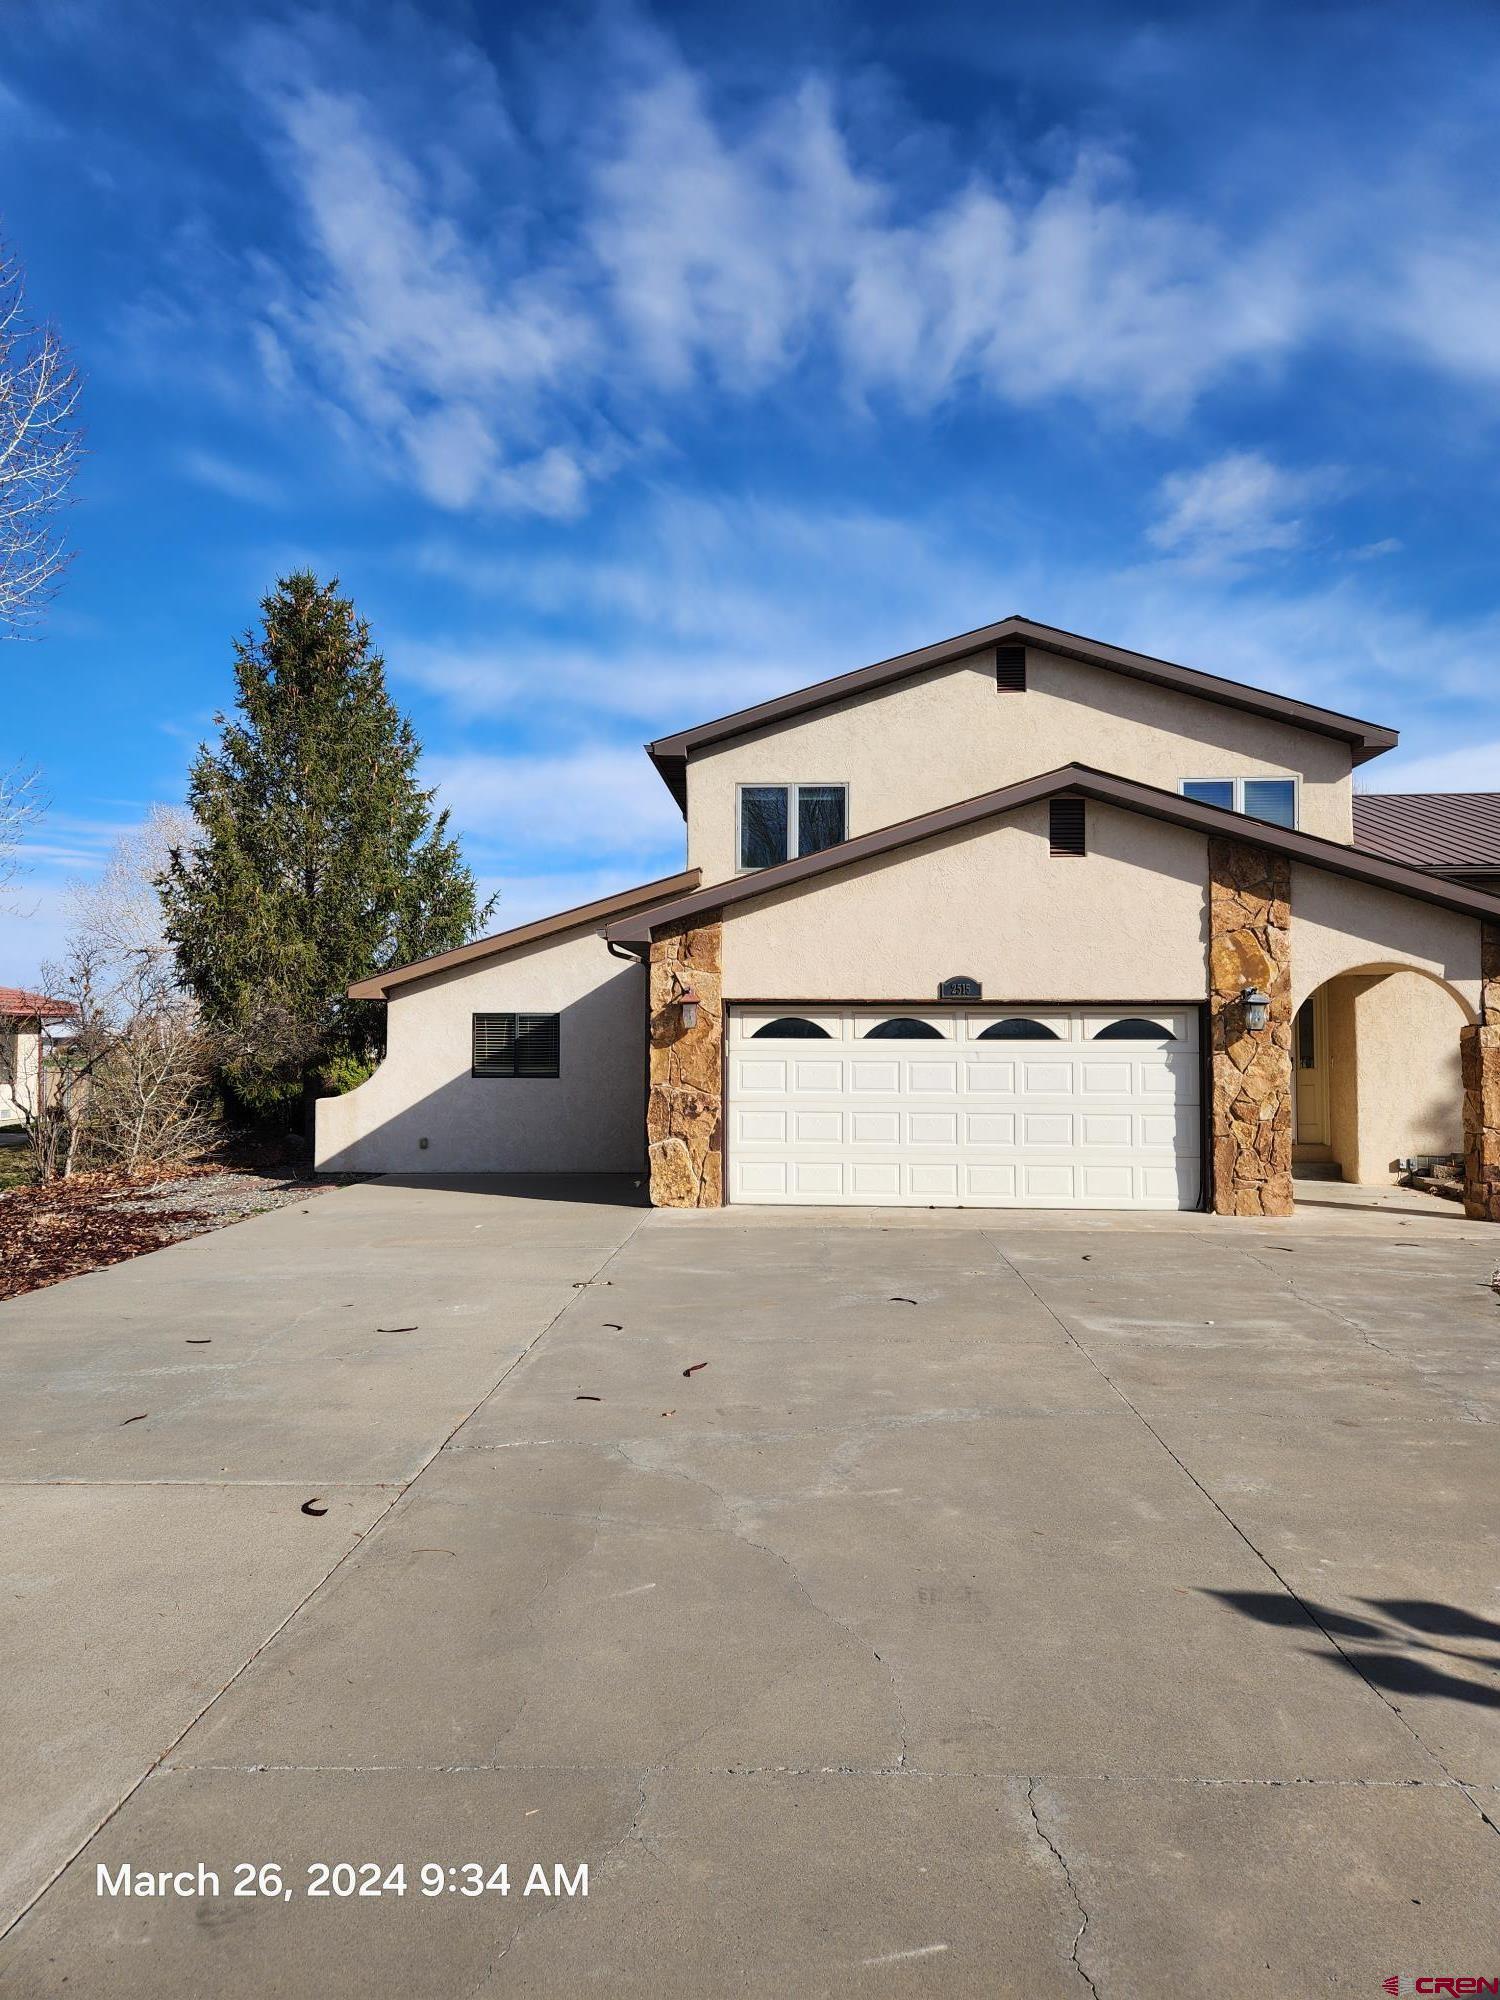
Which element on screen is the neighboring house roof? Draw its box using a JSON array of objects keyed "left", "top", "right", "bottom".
[
  {"left": 347, "top": 869, "right": 702, "bottom": 999},
  {"left": 1352, "top": 791, "right": 1500, "bottom": 878},
  {"left": 644, "top": 615, "right": 1401, "bottom": 808},
  {"left": 0, "top": 987, "right": 77, "bottom": 1022},
  {"left": 606, "top": 764, "right": 1500, "bottom": 949}
]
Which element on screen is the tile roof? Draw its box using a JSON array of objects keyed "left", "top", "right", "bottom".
[
  {"left": 0, "top": 987, "right": 77, "bottom": 1021},
  {"left": 1352, "top": 791, "right": 1500, "bottom": 874}
]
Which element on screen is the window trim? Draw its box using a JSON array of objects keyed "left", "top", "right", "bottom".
[
  {"left": 1180, "top": 775, "right": 1299, "bottom": 829},
  {"left": 471, "top": 1011, "right": 561, "bottom": 1080},
  {"left": 735, "top": 781, "right": 850, "bottom": 872}
]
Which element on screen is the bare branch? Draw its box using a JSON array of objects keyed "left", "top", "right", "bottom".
[
  {"left": 0, "top": 761, "right": 43, "bottom": 905},
  {"left": 0, "top": 245, "right": 83, "bottom": 637}
]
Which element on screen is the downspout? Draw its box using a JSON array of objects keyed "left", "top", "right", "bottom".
[{"left": 606, "top": 933, "right": 652, "bottom": 1181}]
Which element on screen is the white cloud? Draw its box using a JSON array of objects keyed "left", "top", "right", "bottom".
[
  {"left": 428, "top": 745, "right": 685, "bottom": 861},
  {"left": 227, "top": 20, "right": 1315, "bottom": 515},
  {"left": 177, "top": 447, "right": 284, "bottom": 507},
  {"left": 1146, "top": 452, "right": 1336, "bottom": 571},
  {"left": 1360, "top": 740, "right": 1500, "bottom": 794}
]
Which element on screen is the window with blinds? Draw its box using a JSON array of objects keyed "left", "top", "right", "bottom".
[{"left": 472, "top": 1012, "right": 561, "bottom": 1078}]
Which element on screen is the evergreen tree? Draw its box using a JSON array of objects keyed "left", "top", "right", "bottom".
[{"left": 161, "top": 571, "right": 493, "bottom": 1120}]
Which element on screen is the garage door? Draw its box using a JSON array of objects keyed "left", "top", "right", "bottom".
[{"left": 726, "top": 1006, "right": 1201, "bottom": 1208}]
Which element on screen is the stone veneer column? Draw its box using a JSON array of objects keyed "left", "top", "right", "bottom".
[
  {"left": 647, "top": 913, "right": 725, "bottom": 1208},
  {"left": 1208, "top": 837, "right": 1293, "bottom": 1217},
  {"left": 1461, "top": 922, "right": 1500, "bottom": 1224}
]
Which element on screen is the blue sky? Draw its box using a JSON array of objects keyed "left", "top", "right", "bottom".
[{"left": 3, "top": 0, "right": 1500, "bottom": 984}]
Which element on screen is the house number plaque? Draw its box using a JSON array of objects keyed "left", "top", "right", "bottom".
[{"left": 938, "top": 975, "right": 982, "bottom": 1001}]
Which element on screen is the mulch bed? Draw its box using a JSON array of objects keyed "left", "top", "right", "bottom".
[{"left": 0, "top": 1161, "right": 350, "bottom": 1302}]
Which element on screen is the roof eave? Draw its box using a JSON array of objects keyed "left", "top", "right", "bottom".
[
  {"left": 644, "top": 616, "right": 1400, "bottom": 777},
  {"left": 605, "top": 763, "right": 1500, "bottom": 946},
  {"left": 349, "top": 867, "right": 701, "bottom": 999}
]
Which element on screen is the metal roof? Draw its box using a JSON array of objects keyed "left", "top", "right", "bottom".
[{"left": 1352, "top": 791, "right": 1500, "bottom": 875}]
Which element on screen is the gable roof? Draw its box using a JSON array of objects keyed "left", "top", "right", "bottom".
[
  {"left": 645, "top": 615, "right": 1400, "bottom": 808},
  {"left": 1352, "top": 791, "right": 1500, "bottom": 877},
  {"left": 347, "top": 868, "right": 700, "bottom": 999},
  {"left": 605, "top": 764, "right": 1500, "bottom": 949}
]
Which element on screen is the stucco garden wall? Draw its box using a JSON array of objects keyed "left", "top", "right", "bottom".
[
  {"left": 315, "top": 925, "right": 648, "bottom": 1175},
  {"left": 688, "top": 646, "right": 1356, "bottom": 883},
  {"left": 720, "top": 803, "right": 1210, "bottom": 1001}
]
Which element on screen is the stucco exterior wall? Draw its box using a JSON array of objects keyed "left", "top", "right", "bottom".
[
  {"left": 720, "top": 802, "right": 1211, "bottom": 1001},
  {"left": 0, "top": 1023, "right": 40, "bottom": 1127},
  {"left": 1290, "top": 866, "right": 1483, "bottom": 1017},
  {"left": 315, "top": 925, "right": 647, "bottom": 1174},
  {"left": 1324, "top": 971, "right": 1465, "bottom": 1185},
  {"left": 687, "top": 646, "right": 1356, "bottom": 884}
]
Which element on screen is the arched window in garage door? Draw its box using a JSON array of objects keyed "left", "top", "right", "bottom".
[
  {"left": 864, "top": 1018, "right": 947, "bottom": 1038},
  {"left": 1094, "top": 1017, "right": 1178, "bottom": 1040},
  {"left": 750, "top": 1017, "right": 832, "bottom": 1038},
  {"left": 977, "top": 1018, "right": 1060, "bottom": 1040}
]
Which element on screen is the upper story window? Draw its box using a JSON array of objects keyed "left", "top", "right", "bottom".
[
  {"left": 738, "top": 783, "right": 848, "bottom": 870},
  {"left": 1181, "top": 777, "right": 1297, "bottom": 829}
]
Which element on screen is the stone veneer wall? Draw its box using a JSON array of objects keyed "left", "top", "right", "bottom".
[
  {"left": 647, "top": 914, "right": 725, "bottom": 1208},
  {"left": 1461, "top": 922, "right": 1500, "bottom": 1223},
  {"left": 1208, "top": 837, "right": 1293, "bottom": 1217}
]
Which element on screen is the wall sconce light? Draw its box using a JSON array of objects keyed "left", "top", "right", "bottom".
[
  {"left": 1241, "top": 984, "right": 1271, "bottom": 1033},
  {"left": 677, "top": 985, "right": 702, "bottom": 1031}
]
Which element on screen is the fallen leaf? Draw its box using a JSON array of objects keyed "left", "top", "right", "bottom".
[
  {"left": 890, "top": 1296, "right": 917, "bottom": 1305},
  {"left": 300, "top": 1499, "right": 329, "bottom": 1516},
  {"left": 603, "top": 1322, "right": 623, "bottom": 1330},
  {"left": 185, "top": 1338, "right": 211, "bottom": 1345},
  {"left": 661, "top": 1409, "right": 676, "bottom": 1418},
  {"left": 377, "top": 1324, "right": 419, "bottom": 1333},
  {"left": 576, "top": 1394, "right": 602, "bottom": 1402},
  {"left": 119, "top": 1413, "right": 148, "bottom": 1426},
  {"left": 682, "top": 1361, "right": 708, "bottom": 1378}
]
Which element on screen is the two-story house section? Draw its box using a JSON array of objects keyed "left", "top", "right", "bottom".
[{"left": 318, "top": 617, "right": 1500, "bottom": 1224}]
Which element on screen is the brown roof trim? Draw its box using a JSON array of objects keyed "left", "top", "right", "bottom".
[
  {"left": 348, "top": 868, "right": 700, "bottom": 999},
  {"left": 605, "top": 764, "right": 1500, "bottom": 949},
  {"left": 645, "top": 615, "right": 1399, "bottom": 808}
]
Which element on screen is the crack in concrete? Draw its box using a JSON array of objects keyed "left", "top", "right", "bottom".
[
  {"left": 1025, "top": 1778, "right": 1101, "bottom": 1999},
  {"left": 467, "top": 1777, "right": 651, "bottom": 1998},
  {"left": 608, "top": 1439, "right": 911, "bottom": 1770}
]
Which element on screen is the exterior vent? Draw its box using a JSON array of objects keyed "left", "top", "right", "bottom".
[
  {"left": 1049, "top": 797, "right": 1086, "bottom": 856},
  {"left": 995, "top": 646, "right": 1027, "bottom": 692}
]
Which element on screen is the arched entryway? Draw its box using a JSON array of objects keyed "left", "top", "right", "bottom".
[{"left": 1292, "top": 964, "right": 1474, "bottom": 1186}]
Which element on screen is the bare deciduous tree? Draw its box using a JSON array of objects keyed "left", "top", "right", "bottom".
[
  {"left": 25, "top": 808, "right": 217, "bottom": 1178},
  {"left": 0, "top": 244, "right": 82, "bottom": 637}
]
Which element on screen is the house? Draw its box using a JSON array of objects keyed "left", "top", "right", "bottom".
[
  {"left": 0, "top": 988, "right": 78, "bottom": 1130},
  {"left": 316, "top": 616, "right": 1500, "bottom": 1221}
]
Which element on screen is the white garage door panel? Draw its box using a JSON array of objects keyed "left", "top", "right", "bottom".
[{"left": 728, "top": 1008, "right": 1201, "bottom": 1209}]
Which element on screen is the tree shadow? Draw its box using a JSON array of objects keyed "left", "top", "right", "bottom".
[{"left": 1205, "top": 1589, "right": 1500, "bottom": 1709}]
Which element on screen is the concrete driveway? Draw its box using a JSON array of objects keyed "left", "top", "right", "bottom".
[{"left": 2, "top": 1178, "right": 1499, "bottom": 1997}]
